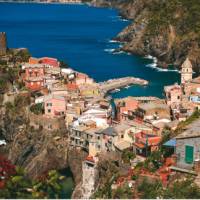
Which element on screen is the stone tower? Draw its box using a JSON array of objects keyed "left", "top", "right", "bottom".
[
  {"left": 181, "top": 57, "right": 193, "bottom": 84},
  {"left": 0, "top": 32, "right": 7, "bottom": 56}
]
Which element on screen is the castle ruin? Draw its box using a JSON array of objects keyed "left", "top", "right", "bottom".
[{"left": 0, "top": 32, "right": 7, "bottom": 56}]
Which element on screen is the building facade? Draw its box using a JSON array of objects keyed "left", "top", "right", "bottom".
[{"left": 181, "top": 58, "right": 193, "bottom": 84}]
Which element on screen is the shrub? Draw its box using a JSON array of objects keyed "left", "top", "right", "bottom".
[{"left": 30, "top": 103, "right": 44, "bottom": 115}]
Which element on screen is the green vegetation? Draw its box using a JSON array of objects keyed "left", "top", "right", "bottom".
[
  {"left": 138, "top": 177, "right": 200, "bottom": 199},
  {"left": 8, "top": 48, "right": 31, "bottom": 63},
  {"left": 60, "top": 61, "right": 69, "bottom": 69},
  {"left": 5, "top": 95, "right": 30, "bottom": 114},
  {"left": 93, "top": 160, "right": 120, "bottom": 199},
  {"left": 30, "top": 103, "right": 44, "bottom": 115},
  {"left": 138, "top": 179, "right": 163, "bottom": 199},
  {"left": 0, "top": 167, "right": 67, "bottom": 199},
  {"left": 145, "top": 0, "right": 200, "bottom": 45},
  {"left": 121, "top": 149, "right": 135, "bottom": 164},
  {"left": 140, "top": 150, "right": 163, "bottom": 173},
  {"left": 112, "top": 184, "right": 133, "bottom": 199}
]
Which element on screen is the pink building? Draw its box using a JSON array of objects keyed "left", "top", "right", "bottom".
[
  {"left": 164, "top": 84, "right": 182, "bottom": 107},
  {"left": 75, "top": 72, "right": 94, "bottom": 85},
  {"left": 44, "top": 95, "right": 66, "bottom": 117}
]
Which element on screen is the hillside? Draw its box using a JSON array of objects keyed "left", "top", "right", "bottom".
[{"left": 91, "top": 0, "right": 200, "bottom": 72}]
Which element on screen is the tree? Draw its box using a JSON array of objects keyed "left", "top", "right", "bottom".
[
  {"left": 0, "top": 157, "right": 67, "bottom": 199},
  {"left": 30, "top": 103, "right": 44, "bottom": 115},
  {"left": 0, "top": 166, "right": 33, "bottom": 199}
]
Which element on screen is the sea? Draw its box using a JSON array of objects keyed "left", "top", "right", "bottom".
[{"left": 0, "top": 2, "right": 180, "bottom": 197}]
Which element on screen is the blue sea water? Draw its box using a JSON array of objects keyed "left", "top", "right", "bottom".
[
  {"left": 0, "top": 3, "right": 180, "bottom": 98},
  {"left": 0, "top": 3, "right": 181, "bottom": 197}
]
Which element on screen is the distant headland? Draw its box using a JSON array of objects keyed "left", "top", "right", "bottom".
[{"left": 0, "top": 0, "right": 83, "bottom": 3}]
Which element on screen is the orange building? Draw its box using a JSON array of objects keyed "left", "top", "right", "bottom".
[{"left": 115, "top": 97, "right": 139, "bottom": 122}]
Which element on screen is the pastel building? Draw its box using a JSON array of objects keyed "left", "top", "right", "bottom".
[
  {"left": 75, "top": 72, "right": 94, "bottom": 85},
  {"left": 115, "top": 97, "right": 139, "bottom": 122},
  {"left": 44, "top": 95, "right": 66, "bottom": 117},
  {"left": 79, "top": 84, "right": 100, "bottom": 97},
  {"left": 164, "top": 84, "right": 182, "bottom": 107}
]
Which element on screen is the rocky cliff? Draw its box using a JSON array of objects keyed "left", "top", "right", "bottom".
[
  {"left": 0, "top": 94, "right": 87, "bottom": 184},
  {"left": 91, "top": 0, "right": 200, "bottom": 73}
]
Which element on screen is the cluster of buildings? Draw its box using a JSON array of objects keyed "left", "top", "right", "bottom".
[
  {"left": 19, "top": 55, "right": 200, "bottom": 195},
  {"left": 23, "top": 55, "right": 200, "bottom": 161},
  {"left": 164, "top": 58, "right": 200, "bottom": 121}
]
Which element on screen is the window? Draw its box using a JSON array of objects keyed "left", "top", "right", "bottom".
[
  {"left": 121, "top": 134, "right": 124, "bottom": 139},
  {"left": 48, "top": 124, "right": 52, "bottom": 129},
  {"left": 48, "top": 109, "right": 51, "bottom": 113},
  {"left": 177, "top": 96, "right": 180, "bottom": 100},
  {"left": 185, "top": 145, "right": 194, "bottom": 164},
  {"left": 47, "top": 103, "right": 52, "bottom": 107}
]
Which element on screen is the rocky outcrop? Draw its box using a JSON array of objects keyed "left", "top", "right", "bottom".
[
  {"left": 68, "top": 148, "right": 88, "bottom": 185},
  {"left": 8, "top": 127, "right": 69, "bottom": 178}
]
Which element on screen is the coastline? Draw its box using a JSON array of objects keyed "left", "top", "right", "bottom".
[
  {"left": 1, "top": 0, "right": 173, "bottom": 74},
  {"left": 0, "top": 0, "right": 84, "bottom": 4}
]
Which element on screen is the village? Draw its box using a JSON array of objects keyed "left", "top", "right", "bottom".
[{"left": 1, "top": 31, "right": 200, "bottom": 198}]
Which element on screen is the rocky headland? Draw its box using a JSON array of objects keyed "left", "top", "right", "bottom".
[{"left": 90, "top": 0, "right": 200, "bottom": 73}]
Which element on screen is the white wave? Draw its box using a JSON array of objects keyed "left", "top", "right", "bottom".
[
  {"left": 109, "top": 39, "right": 119, "bottom": 43},
  {"left": 145, "top": 55, "right": 157, "bottom": 63},
  {"left": 121, "top": 19, "right": 129, "bottom": 22},
  {"left": 146, "top": 63, "right": 157, "bottom": 69},
  {"left": 145, "top": 55, "right": 154, "bottom": 59},
  {"left": 112, "top": 50, "right": 124, "bottom": 55},
  {"left": 146, "top": 62, "right": 179, "bottom": 72},
  {"left": 104, "top": 48, "right": 115, "bottom": 53},
  {"left": 157, "top": 68, "right": 179, "bottom": 72}
]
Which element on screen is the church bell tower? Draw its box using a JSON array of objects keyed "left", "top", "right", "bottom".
[{"left": 181, "top": 58, "right": 193, "bottom": 84}]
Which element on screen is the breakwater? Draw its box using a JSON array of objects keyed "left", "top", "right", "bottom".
[{"left": 99, "top": 76, "right": 148, "bottom": 94}]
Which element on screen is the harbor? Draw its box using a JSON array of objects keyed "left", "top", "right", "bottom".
[{"left": 98, "top": 76, "right": 148, "bottom": 94}]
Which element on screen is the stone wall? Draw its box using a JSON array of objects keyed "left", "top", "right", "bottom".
[
  {"left": 176, "top": 137, "right": 200, "bottom": 169},
  {"left": 29, "top": 112, "right": 66, "bottom": 133}
]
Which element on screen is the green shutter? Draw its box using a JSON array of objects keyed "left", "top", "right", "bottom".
[{"left": 185, "top": 145, "right": 194, "bottom": 164}]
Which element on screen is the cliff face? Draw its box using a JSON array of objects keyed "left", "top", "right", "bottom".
[
  {"left": 92, "top": 0, "right": 200, "bottom": 73},
  {"left": 0, "top": 95, "right": 86, "bottom": 182}
]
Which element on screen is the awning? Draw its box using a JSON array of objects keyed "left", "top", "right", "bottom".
[{"left": 163, "top": 139, "right": 176, "bottom": 147}]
